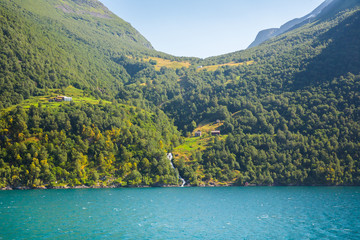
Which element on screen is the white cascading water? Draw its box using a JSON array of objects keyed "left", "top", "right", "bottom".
[{"left": 167, "top": 153, "right": 186, "bottom": 187}]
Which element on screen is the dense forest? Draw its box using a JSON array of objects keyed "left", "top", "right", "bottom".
[
  {"left": 0, "top": 102, "right": 181, "bottom": 188},
  {"left": 0, "top": 0, "right": 360, "bottom": 188}
]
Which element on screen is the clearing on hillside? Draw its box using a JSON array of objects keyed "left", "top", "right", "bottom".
[
  {"left": 197, "top": 61, "right": 254, "bottom": 71},
  {"left": 173, "top": 119, "right": 226, "bottom": 162},
  {"left": 143, "top": 57, "right": 191, "bottom": 71},
  {"left": 1, "top": 86, "right": 111, "bottom": 113}
]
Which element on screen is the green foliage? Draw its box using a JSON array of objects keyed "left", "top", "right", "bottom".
[
  {"left": 1, "top": 0, "right": 360, "bottom": 188},
  {"left": 0, "top": 102, "right": 181, "bottom": 188},
  {"left": 158, "top": 7, "right": 360, "bottom": 186},
  {"left": 199, "top": 72, "right": 360, "bottom": 185},
  {"left": 0, "top": 0, "right": 191, "bottom": 107}
]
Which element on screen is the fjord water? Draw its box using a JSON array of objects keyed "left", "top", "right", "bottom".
[{"left": 1, "top": 187, "right": 360, "bottom": 239}]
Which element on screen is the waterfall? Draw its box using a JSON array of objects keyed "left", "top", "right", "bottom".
[{"left": 167, "top": 153, "right": 186, "bottom": 187}]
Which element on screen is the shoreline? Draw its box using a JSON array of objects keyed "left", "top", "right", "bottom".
[
  {"left": 0, "top": 184, "right": 187, "bottom": 191},
  {"left": 2, "top": 183, "right": 358, "bottom": 190}
]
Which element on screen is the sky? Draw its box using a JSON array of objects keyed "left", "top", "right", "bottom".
[{"left": 99, "top": 0, "right": 325, "bottom": 58}]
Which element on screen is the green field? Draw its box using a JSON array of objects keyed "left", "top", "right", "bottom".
[
  {"left": 173, "top": 120, "right": 232, "bottom": 186},
  {"left": 143, "top": 57, "right": 191, "bottom": 71},
  {"left": 174, "top": 120, "right": 226, "bottom": 160},
  {"left": 1, "top": 85, "right": 111, "bottom": 113},
  {"left": 197, "top": 61, "right": 254, "bottom": 71}
]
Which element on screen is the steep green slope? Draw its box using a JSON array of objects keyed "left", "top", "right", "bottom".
[
  {"left": 16, "top": 0, "right": 153, "bottom": 51},
  {"left": 294, "top": 10, "right": 360, "bottom": 87},
  {"left": 153, "top": 5, "right": 360, "bottom": 186},
  {"left": 0, "top": 0, "right": 185, "bottom": 189},
  {"left": 0, "top": 101, "right": 181, "bottom": 188},
  {"left": 202, "top": 6, "right": 360, "bottom": 90},
  {"left": 248, "top": 0, "right": 333, "bottom": 48},
  {"left": 1, "top": 0, "right": 360, "bottom": 188},
  {"left": 0, "top": 0, "right": 186, "bottom": 108},
  {"left": 248, "top": 0, "right": 360, "bottom": 48}
]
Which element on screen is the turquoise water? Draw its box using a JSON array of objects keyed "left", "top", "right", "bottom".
[{"left": 1, "top": 187, "right": 360, "bottom": 239}]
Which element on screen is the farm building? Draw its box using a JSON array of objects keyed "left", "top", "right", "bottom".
[
  {"left": 63, "top": 96, "right": 72, "bottom": 102},
  {"left": 211, "top": 130, "right": 220, "bottom": 136},
  {"left": 49, "top": 96, "right": 72, "bottom": 102}
]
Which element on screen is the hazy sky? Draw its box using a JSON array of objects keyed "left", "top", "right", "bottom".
[{"left": 99, "top": 0, "right": 324, "bottom": 58}]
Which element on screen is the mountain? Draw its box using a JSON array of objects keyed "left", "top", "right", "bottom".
[
  {"left": 248, "top": 0, "right": 359, "bottom": 48},
  {"left": 24, "top": 0, "right": 153, "bottom": 50},
  {"left": 163, "top": 1, "right": 360, "bottom": 186},
  {"left": 0, "top": 0, "right": 162, "bottom": 107},
  {"left": 0, "top": 0, "right": 183, "bottom": 189},
  {"left": 1, "top": 0, "right": 360, "bottom": 188}
]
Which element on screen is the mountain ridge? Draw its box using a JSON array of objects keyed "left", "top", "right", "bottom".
[
  {"left": 247, "top": 0, "right": 360, "bottom": 48},
  {"left": 1, "top": 0, "right": 360, "bottom": 188}
]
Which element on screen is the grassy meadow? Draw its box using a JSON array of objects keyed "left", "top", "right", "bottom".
[
  {"left": 143, "top": 57, "right": 191, "bottom": 70},
  {"left": 1, "top": 86, "right": 111, "bottom": 113},
  {"left": 198, "top": 60, "right": 254, "bottom": 71}
]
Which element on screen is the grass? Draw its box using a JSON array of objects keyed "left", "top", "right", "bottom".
[
  {"left": 173, "top": 120, "right": 227, "bottom": 162},
  {"left": 195, "top": 119, "right": 224, "bottom": 133},
  {"left": 175, "top": 137, "right": 208, "bottom": 156},
  {"left": 1, "top": 85, "right": 111, "bottom": 113},
  {"left": 143, "top": 57, "right": 191, "bottom": 71},
  {"left": 197, "top": 60, "right": 254, "bottom": 72},
  {"left": 173, "top": 119, "right": 235, "bottom": 186}
]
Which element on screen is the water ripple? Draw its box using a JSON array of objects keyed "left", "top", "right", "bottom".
[{"left": 0, "top": 187, "right": 359, "bottom": 239}]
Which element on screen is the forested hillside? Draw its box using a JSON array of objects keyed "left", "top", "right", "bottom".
[
  {"left": 0, "top": 101, "right": 181, "bottom": 188},
  {"left": 0, "top": 0, "right": 360, "bottom": 188},
  {"left": 158, "top": 5, "right": 360, "bottom": 186},
  {"left": 0, "top": 0, "right": 190, "bottom": 107},
  {"left": 0, "top": 0, "right": 185, "bottom": 188},
  {"left": 248, "top": 0, "right": 360, "bottom": 48}
]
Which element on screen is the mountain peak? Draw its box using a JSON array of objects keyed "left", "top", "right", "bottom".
[
  {"left": 56, "top": 0, "right": 113, "bottom": 19},
  {"left": 248, "top": 0, "right": 358, "bottom": 49},
  {"left": 11, "top": 0, "right": 154, "bottom": 51}
]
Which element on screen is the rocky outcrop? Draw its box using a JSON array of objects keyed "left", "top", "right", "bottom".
[
  {"left": 56, "top": 2, "right": 112, "bottom": 19},
  {"left": 248, "top": 0, "right": 336, "bottom": 48}
]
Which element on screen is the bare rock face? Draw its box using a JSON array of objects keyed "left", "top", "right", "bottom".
[
  {"left": 248, "top": 0, "right": 342, "bottom": 48},
  {"left": 54, "top": 0, "right": 154, "bottom": 50},
  {"left": 248, "top": 28, "right": 278, "bottom": 49},
  {"left": 56, "top": 0, "right": 113, "bottom": 19}
]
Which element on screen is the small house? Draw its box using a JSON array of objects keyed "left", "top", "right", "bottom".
[
  {"left": 63, "top": 96, "right": 72, "bottom": 102},
  {"left": 58, "top": 96, "right": 72, "bottom": 102},
  {"left": 195, "top": 131, "right": 202, "bottom": 137},
  {"left": 48, "top": 97, "right": 63, "bottom": 102},
  {"left": 49, "top": 96, "right": 72, "bottom": 102},
  {"left": 211, "top": 130, "right": 220, "bottom": 136}
]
